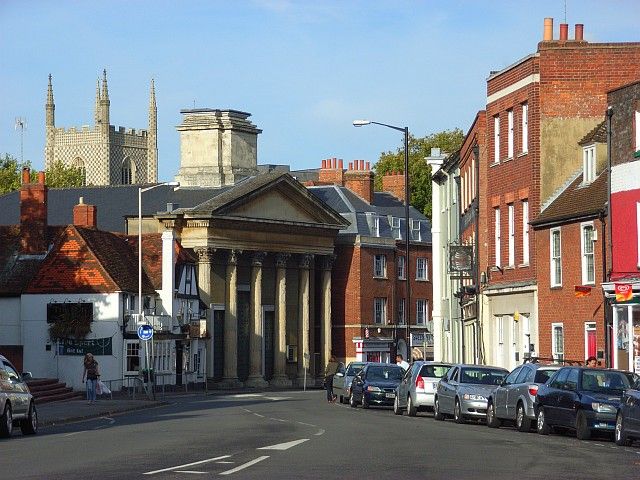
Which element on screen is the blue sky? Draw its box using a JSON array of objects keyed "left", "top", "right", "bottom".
[{"left": 1, "top": 0, "right": 639, "bottom": 181}]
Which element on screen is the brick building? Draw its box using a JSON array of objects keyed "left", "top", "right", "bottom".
[
  {"left": 481, "top": 18, "right": 640, "bottom": 370},
  {"left": 307, "top": 159, "right": 433, "bottom": 363}
]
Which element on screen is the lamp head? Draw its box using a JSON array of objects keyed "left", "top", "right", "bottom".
[
  {"left": 166, "top": 181, "right": 180, "bottom": 187},
  {"left": 353, "top": 120, "right": 371, "bottom": 127}
]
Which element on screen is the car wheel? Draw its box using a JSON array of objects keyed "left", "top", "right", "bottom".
[
  {"left": 350, "top": 393, "right": 357, "bottom": 408},
  {"left": 615, "top": 412, "right": 632, "bottom": 446},
  {"left": 454, "top": 398, "right": 465, "bottom": 424},
  {"left": 536, "top": 407, "right": 550, "bottom": 435},
  {"left": 433, "top": 397, "right": 445, "bottom": 421},
  {"left": 362, "top": 394, "right": 370, "bottom": 409},
  {"left": 393, "top": 395, "right": 403, "bottom": 415},
  {"left": 20, "top": 401, "right": 38, "bottom": 435},
  {"left": 486, "top": 401, "right": 501, "bottom": 428},
  {"left": 407, "top": 395, "right": 417, "bottom": 417},
  {"left": 516, "top": 402, "right": 531, "bottom": 432},
  {"left": 0, "top": 402, "right": 13, "bottom": 438},
  {"left": 576, "top": 410, "right": 591, "bottom": 440}
]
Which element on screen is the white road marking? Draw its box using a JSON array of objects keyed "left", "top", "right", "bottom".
[
  {"left": 219, "top": 456, "right": 269, "bottom": 475},
  {"left": 296, "top": 421, "right": 317, "bottom": 427},
  {"left": 216, "top": 461, "right": 235, "bottom": 464},
  {"left": 268, "top": 417, "right": 287, "bottom": 422},
  {"left": 253, "top": 413, "right": 265, "bottom": 418},
  {"left": 313, "top": 429, "right": 325, "bottom": 436},
  {"left": 233, "top": 394, "right": 263, "bottom": 398},
  {"left": 241, "top": 408, "right": 252, "bottom": 413},
  {"left": 257, "top": 439, "right": 309, "bottom": 450},
  {"left": 143, "top": 455, "right": 231, "bottom": 475},
  {"left": 63, "top": 431, "right": 84, "bottom": 437},
  {"left": 264, "top": 396, "right": 290, "bottom": 401},
  {"left": 175, "top": 471, "right": 207, "bottom": 475}
]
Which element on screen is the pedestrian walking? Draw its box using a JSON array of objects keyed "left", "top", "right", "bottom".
[
  {"left": 82, "top": 353, "right": 100, "bottom": 404},
  {"left": 324, "top": 355, "right": 339, "bottom": 403},
  {"left": 396, "top": 354, "right": 409, "bottom": 371}
]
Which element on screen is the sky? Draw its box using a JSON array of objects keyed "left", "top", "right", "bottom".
[{"left": 1, "top": 0, "right": 639, "bottom": 182}]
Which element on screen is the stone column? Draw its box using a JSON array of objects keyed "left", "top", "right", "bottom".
[
  {"left": 222, "top": 249, "right": 242, "bottom": 388},
  {"left": 297, "top": 254, "right": 313, "bottom": 383},
  {"left": 271, "top": 253, "right": 291, "bottom": 387},
  {"left": 247, "top": 251, "right": 268, "bottom": 387},
  {"left": 321, "top": 254, "right": 336, "bottom": 373},
  {"left": 195, "top": 247, "right": 215, "bottom": 379}
]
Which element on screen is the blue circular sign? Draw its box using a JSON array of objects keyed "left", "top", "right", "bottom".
[{"left": 137, "top": 324, "right": 154, "bottom": 341}]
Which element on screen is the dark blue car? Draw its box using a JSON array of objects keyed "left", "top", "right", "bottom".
[
  {"left": 349, "top": 363, "right": 404, "bottom": 409},
  {"left": 535, "top": 366, "right": 636, "bottom": 440}
]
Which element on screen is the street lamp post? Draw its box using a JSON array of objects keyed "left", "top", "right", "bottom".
[
  {"left": 353, "top": 120, "right": 411, "bottom": 359},
  {"left": 139, "top": 181, "right": 179, "bottom": 397}
]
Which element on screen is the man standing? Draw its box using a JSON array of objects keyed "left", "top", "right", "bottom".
[{"left": 396, "top": 354, "right": 409, "bottom": 371}]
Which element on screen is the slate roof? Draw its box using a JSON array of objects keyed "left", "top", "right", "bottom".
[
  {"left": 531, "top": 170, "right": 608, "bottom": 228},
  {"left": 308, "top": 185, "right": 432, "bottom": 243},
  {"left": 579, "top": 121, "right": 607, "bottom": 146}
]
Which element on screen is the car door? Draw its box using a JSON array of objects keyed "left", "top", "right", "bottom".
[
  {"left": 545, "top": 368, "right": 569, "bottom": 425},
  {"left": 628, "top": 381, "right": 640, "bottom": 435},
  {"left": 495, "top": 366, "right": 521, "bottom": 418},
  {"left": 2, "top": 360, "right": 27, "bottom": 416},
  {"left": 507, "top": 367, "right": 531, "bottom": 419},
  {"left": 352, "top": 369, "right": 365, "bottom": 402},
  {"left": 556, "top": 368, "right": 579, "bottom": 428},
  {"left": 439, "top": 366, "right": 459, "bottom": 414},
  {"left": 397, "top": 363, "right": 414, "bottom": 408},
  {"left": 333, "top": 362, "right": 346, "bottom": 397}
]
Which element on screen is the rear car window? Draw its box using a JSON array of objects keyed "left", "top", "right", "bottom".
[
  {"left": 534, "top": 369, "right": 556, "bottom": 384},
  {"left": 419, "top": 364, "right": 450, "bottom": 378},
  {"left": 346, "top": 364, "right": 364, "bottom": 375},
  {"left": 581, "top": 370, "right": 632, "bottom": 392},
  {"left": 367, "top": 366, "right": 404, "bottom": 381},
  {"left": 460, "top": 368, "right": 507, "bottom": 385}
]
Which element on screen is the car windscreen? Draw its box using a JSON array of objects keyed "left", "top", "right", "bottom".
[
  {"left": 460, "top": 368, "right": 507, "bottom": 385},
  {"left": 346, "top": 364, "right": 365, "bottom": 376},
  {"left": 366, "top": 366, "right": 404, "bottom": 381},
  {"left": 419, "top": 364, "right": 450, "bottom": 378},
  {"left": 581, "top": 370, "right": 632, "bottom": 393},
  {"left": 534, "top": 369, "right": 557, "bottom": 384}
]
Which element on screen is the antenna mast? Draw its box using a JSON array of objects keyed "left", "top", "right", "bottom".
[{"left": 15, "top": 117, "right": 26, "bottom": 163}]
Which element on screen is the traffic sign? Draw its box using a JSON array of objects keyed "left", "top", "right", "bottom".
[{"left": 137, "top": 324, "right": 154, "bottom": 341}]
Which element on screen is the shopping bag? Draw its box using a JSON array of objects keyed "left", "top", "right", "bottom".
[
  {"left": 95, "top": 380, "right": 102, "bottom": 395},
  {"left": 97, "top": 380, "right": 111, "bottom": 395}
]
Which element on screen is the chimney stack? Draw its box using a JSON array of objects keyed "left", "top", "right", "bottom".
[
  {"left": 575, "top": 24, "right": 584, "bottom": 41},
  {"left": 20, "top": 168, "right": 48, "bottom": 254},
  {"left": 345, "top": 160, "right": 374, "bottom": 204},
  {"left": 318, "top": 157, "right": 345, "bottom": 185},
  {"left": 73, "top": 196, "right": 98, "bottom": 228},
  {"left": 381, "top": 171, "right": 406, "bottom": 203},
  {"left": 543, "top": 17, "right": 554, "bottom": 41}
]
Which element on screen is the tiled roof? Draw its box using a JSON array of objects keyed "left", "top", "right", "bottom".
[
  {"left": 531, "top": 171, "right": 608, "bottom": 227},
  {"left": 0, "top": 226, "right": 64, "bottom": 296},
  {"left": 578, "top": 121, "right": 607, "bottom": 146}
]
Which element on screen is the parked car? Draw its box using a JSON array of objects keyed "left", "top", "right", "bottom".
[
  {"left": 333, "top": 362, "right": 366, "bottom": 404},
  {"left": 394, "top": 361, "right": 452, "bottom": 416},
  {"left": 0, "top": 354, "right": 38, "bottom": 438},
  {"left": 535, "top": 366, "right": 636, "bottom": 440},
  {"left": 615, "top": 377, "right": 640, "bottom": 446},
  {"left": 349, "top": 363, "right": 404, "bottom": 409},
  {"left": 486, "top": 362, "right": 561, "bottom": 431},
  {"left": 434, "top": 364, "right": 509, "bottom": 423}
]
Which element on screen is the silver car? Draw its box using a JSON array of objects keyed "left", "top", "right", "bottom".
[
  {"left": 434, "top": 364, "right": 508, "bottom": 423},
  {"left": 486, "top": 362, "right": 561, "bottom": 431},
  {"left": 0, "top": 354, "right": 38, "bottom": 438},
  {"left": 394, "top": 361, "right": 451, "bottom": 416},
  {"left": 333, "top": 362, "right": 366, "bottom": 404}
]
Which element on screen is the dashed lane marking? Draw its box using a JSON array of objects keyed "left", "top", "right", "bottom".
[
  {"left": 257, "top": 439, "right": 309, "bottom": 450},
  {"left": 253, "top": 412, "right": 265, "bottom": 418},
  {"left": 263, "top": 396, "right": 291, "bottom": 401},
  {"left": 143, "top": 455, "right": 231, "bottom": 475},
  {"left": 296, "top": 421, "right": 317, "bottom": 427},
  {"left": 219, "top": 456, "right": 270, "bottom": 475},
  {"left": 175, "top": 471, "right": 207, "bottom": 475},
  {"left": 313, "top": 429, "right": 325, "bottom": 436}
]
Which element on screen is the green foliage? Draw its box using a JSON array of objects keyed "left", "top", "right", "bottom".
[
  {"left": 0, "top": 154, "right": 84, "bottom": 194},
  {"left": 0, "top": 154, "right": 30, "bottom": 195},
  {"left": 373, "top": 129, "right": 465, "bottom": 218}
]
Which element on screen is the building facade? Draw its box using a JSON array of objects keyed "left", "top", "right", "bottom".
[{"left": 44, "top": 70, "right": 158, "bottom": 186}]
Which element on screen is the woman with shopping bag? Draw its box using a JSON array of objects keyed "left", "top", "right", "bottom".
[{"left": 82, "top": 353, "right": 100, "bottom": 404}]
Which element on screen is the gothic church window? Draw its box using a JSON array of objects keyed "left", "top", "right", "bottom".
[
  {"left": 121, "top": 157, "right": 133, "bottom": 185},
  {"left": 73, "top": 157, "right": 86, "bottom": 185}
]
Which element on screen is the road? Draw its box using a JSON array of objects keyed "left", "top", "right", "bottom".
[{"left": 2, "top": 391, "right": 639, "bottom": 479}]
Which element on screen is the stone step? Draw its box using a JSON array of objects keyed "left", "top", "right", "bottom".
[{"left": 35, "top": 390, "right": 84, "bottom": 404}]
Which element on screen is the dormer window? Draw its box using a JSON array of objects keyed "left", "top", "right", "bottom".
[
  {"left": 390, "top": 217, "right": 401, "bottom": 240},
  {"left": 582, "top": 144, "right": 596, "bottom": 184},
  {"left": 410, "top": 219, "right": 421, "bottom": 241}
]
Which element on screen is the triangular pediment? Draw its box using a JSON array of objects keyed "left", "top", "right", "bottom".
[{"left": 189, "top": 172, "right": 348, "bottom": 227}]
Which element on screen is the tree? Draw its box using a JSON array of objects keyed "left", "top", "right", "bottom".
[
  {"left": 0, "top": 154, "right": 84, "bottom": 194},
  {"left": 373, "top": 129, "right": 464, "bottom": 219}
]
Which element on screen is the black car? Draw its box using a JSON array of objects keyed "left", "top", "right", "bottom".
[
  {"left": 535, "top": 366, "right": 636, "bottom": 440},
  {"left": 349, "top": 363, "right": 404, "bottom": 409},
  {"left": 615, "top": 378, "right": 640, "bottom": 446}
]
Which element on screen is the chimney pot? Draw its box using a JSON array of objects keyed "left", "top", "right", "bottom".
[
  {"left": 348, "top": 162, "right": 353, "bottom": 170},
  {"left": 559, "top": 23, "right": 568, "bottom": 41},
  {"left": 38, "top": 171, "right": 45, "bottom": 185},
  {"left": 366, "top": 161, "right": 370, "bottom": 170},
  {"left": 21, "top": 167, "right": 30, "bottom": 185},
  {"left": 79, "top": 196, "right": 84, "bottom": 204},
  {"left": 338, "top": 159, "right": 344, "bottom": 169},
  {"left": 543, "top": 17, "right": 554, "bottom": 41},
  {"left": 575, "top": 23, "right": 584, "bottom": 41},
  {"left": 332, "top": 158, "right": 336, "bottom": 169},
  {"left": 359, "top": 160, "right": 365, "bottom": 170},
  {"left": 322, "top": 159, "right": 327, "bottom": 169}
]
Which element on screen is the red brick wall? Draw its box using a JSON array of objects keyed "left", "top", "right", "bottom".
[
  {"left": 536, "top": 219, "right": 607, "bottom": 361},
  {"left": 73, "top": 203, "right": 98, "bottom": 228},
  {"left": 381, "top": 172, "right": 405, "bottom": 202},
  {"left": 344, "top": 170, "right": 374, "bottom": 204},
  {"left": 20, "top": 172, "right": 48, "bottom": 254}
]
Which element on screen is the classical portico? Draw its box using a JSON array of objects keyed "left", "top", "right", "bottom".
[{"left": 159, "top": 171, "right": 347, "bottom": 387}]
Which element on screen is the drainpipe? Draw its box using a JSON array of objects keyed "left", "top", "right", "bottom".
[{"left": 606, "top": 106, "right": 613, "bottom": 368}]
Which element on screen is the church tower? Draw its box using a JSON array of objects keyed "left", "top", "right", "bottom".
[
  {"left": 44, "top": 74, "right": 55, "bottom": 168},
  {"left": 147, "top": 79, "right": 158, "bottom": 183},
  {"left": 94, "top": 77, "right": 101, "bottom": 126}
]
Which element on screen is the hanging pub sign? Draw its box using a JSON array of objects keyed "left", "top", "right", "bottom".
[
  {"left": 57, "top": 337, "right": 113, "bottom": 356},
  {"left": 449, "top": 245, "right": 474, "bottom": 274}
]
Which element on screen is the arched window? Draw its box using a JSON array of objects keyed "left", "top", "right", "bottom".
[
  {"left": 73, "top": 157, "right": 86, "bottom": 186},
  {"left": 121, "top": 157, "right": 132, "bottom": 185}
]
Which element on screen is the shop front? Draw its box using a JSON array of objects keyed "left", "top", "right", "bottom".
[
  {"left": 353, "top": 337, "right": 393, "bottom": 363},
  {"left": 603, "top": 282, "right": 640, "bottom": 373}
]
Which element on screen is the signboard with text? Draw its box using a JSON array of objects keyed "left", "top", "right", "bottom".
[{"left": 57, "top": 337, "right": 112, "bottom": 356}]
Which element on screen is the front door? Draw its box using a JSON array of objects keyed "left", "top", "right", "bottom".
[
  {"left": 263, "top": 309, "right": 275, "bottom": 381},
  {"left": 175, "top": 342, "right": 183, "bottom": 386}
]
